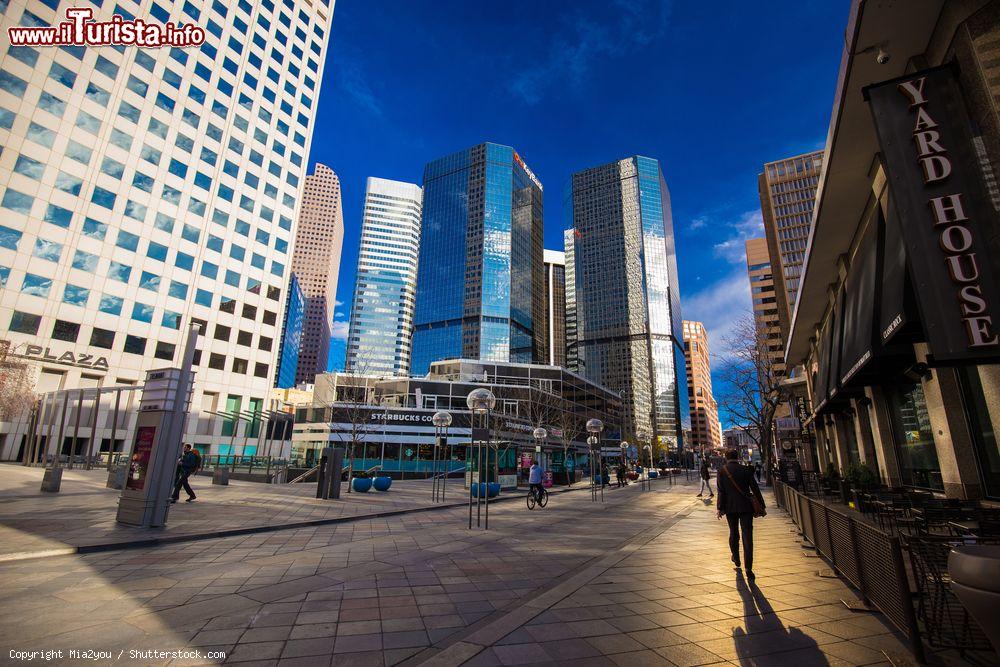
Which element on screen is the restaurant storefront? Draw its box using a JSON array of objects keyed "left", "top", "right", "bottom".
[{"left": 786, "top": 0, "right": 1000, "bottom": 500}]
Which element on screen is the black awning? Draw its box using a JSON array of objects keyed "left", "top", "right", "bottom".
[
  {"left": 827, "top": 290, "right": 843, "bottom": 403},
  {"left": 879, "top": 200, "right": 910, "bottom": 346},
  {"left": 840, "top": 219, "right": 878, "bottom": 385},
  {"left": 812, "top": 309, "right": 834, "bottom": 413}
]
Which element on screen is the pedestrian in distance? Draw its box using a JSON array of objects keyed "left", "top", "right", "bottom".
[
  {"left": 754, "top": 461, "right": 762, "bottom": 483},
  {"left": 601, "top": 462, "right": 610, "bottom": 487},
  {"left": 528, "top": 459, "right": 544, "bottom": 504},
  {"left": 717, "top": 449, "right": 767, "bottom": 581},
  {"left": 171, "top": 444, "right": 199, "bottom": 503},
  {"left": 697, "top": 458, "right": 713, "bottom": 498},
  {"left": 616, "top": 462, "right": 626, "bottom": 488}
]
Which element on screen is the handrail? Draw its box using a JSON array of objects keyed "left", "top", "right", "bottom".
[{"left": 288, "top": 464, "right": 321, "bottom": 484}]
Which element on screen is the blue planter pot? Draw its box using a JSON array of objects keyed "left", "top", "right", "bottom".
[
  {"left": 470, "top": 482, "right": 483, "bottom": 497},
  {"left": 649, "top": 471, "right": 659, "bottom": 479},
  {"left": 352, "top": 477, "right": 372, "bottom": 492},
  {"left": 372, "top": 476, "right": 392, "bottom": 492},
  {"left": 487, "top": 482, "right": 501, "bottom": 498}
]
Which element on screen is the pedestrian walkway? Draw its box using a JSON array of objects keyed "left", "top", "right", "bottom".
[
  {"left": 0, "top": 464, "right": 535, "bottom": 559},
  {"left": 0, "top": 477, "right": 915, "bottom": 666}
]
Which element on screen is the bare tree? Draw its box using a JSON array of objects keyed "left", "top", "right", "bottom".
[
  {"left": 552, "top": 405, "right": 584, "bottom": 486},
  {"left": 329, "top": 348, "right": 383, "bottom": 492},
  {"left": 715, "top": 314, "right": 782, "bottom": 465},
  {"left": 0, "top": 341, "right": 36, "bottom": 421}
]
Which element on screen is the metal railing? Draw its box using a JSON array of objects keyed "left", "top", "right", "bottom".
[{"left": 773, "top": 481, "right": 925, "bottom": 661}]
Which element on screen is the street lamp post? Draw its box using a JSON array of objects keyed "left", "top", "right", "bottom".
[
  {"left": 641, "top": 444, "right": 653, "bottom": 491},
  {"left": 533, "top": 426, "right": 546, "bottom": 488},
  {"left": 587, "top": 418, "right": 604, "bottom": 503},
  {"left": 467, "top": 388, "right": 495, "bottom": 530},
  {"left": 432, "top": 411, "right": 452, "bottom": 502},
  {"left": 620, "top": 441, "right": 628, "bottom": 486}
]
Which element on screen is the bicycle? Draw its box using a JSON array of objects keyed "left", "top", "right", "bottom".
[{"left": 526, "top": 485, "right": 548, "bottom": 510}]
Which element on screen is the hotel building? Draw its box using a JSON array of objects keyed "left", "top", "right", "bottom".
[
  {"left": 410, "top": 142, "right": 544, "bottom": 376},
  {"left": 682, "top": 320, "right": 722, "bottom": 453}
]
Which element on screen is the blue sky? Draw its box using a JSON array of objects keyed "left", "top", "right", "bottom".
[{"left": 309, "top": 0, "right": 847, "bottom": 424}]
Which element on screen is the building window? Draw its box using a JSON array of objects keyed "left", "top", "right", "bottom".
[
  {"left": 254, "top": 362, "right": 268, "bottom": 378},
  {"left": 885, "top": 381, "right": 942, "bottom": 492},
  {"left": 208, "top": 353, "right": 226, "bottom": 370},
  {"left": 124, "top": 335, "right": 146, "bottom": 355},
  {"left": 154, "top": 341, "right": 175, "bottom": 361},
  {"left": 958, "top": 366, "right": 1000, "bottom": 500},
  {"left": 237, "top": 330, "right": 252, "bottom": 346},
  {"left": 90, "top": 328, "right": 115, "bottom": 349},
  {"left": 10, "top": 311, "right": 41, "bottom": 335},
  {"left": 232, "top": 358, "right": 248, "bottom": 374},
  {"left": 214, "top": 324, "right": 231, "bottom": 341},
  {"left": 52, "top": 320, "right": 80, "bottom": 342}
]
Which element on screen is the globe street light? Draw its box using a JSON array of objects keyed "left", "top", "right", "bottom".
[
  {"left": 466, "top": 388, "right": 495, "bottom": 530},
  {"left": 431, "top": 411, "right": 452, "bottom": 502}
]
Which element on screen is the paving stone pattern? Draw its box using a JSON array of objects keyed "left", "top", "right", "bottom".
[{"left": 0, "top": 473, "right": 917, "bottom": 666}]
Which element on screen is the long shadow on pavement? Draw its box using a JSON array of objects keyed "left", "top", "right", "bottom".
[{"left": 732, "top": 570, "right": 830, "bottom": 666}]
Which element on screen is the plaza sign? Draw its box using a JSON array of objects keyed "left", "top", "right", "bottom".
[
  {"left": 12, "top": 344, "right": 109, "bottom": 372},
  {"left": 866, "top": 65, "right": 1000, "bottom": 362}
]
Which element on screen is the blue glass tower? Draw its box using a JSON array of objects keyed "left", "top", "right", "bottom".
[
  {"left": 569, "top": 156, "right": 691, "bottom": 453},
  {"left": 411, "top": 143, "right": 544, "bottom": 375},
  {"left": 275, "top": 273, "right": 305, "bottom": 389}
]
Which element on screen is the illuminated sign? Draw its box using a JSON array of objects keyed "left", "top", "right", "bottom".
[{"left": 513, "top": 151, "right": 543, "bottom": 191}]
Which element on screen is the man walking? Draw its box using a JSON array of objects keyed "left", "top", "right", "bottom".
[
  {"left": 717, "top": 449, "right": 766, "bottom": 580},
  {"left": 697, "top": 458, "right": 713, "bottom": 498},
  {"left": 171, "top": 444, "right": 199, "bottom": 503}
]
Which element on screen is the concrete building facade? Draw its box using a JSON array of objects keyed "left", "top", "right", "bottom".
[
  {"left": 542, "top": 249, "right": 567, "bottom": 367},
  {"left": 682, "top": 320, "right": 722, "bottom": 453},
  {"left": 0, "top": 0, "right": 334, "bottom": 461},
  {"left": 290, "top": 163, "right": 343, "bottom": 386}
]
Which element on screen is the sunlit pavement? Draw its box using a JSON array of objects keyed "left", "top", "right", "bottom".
[{"left": 0, "top": 475, "right": 913, "bottom": 666}]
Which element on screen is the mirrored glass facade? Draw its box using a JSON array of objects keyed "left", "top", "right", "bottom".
[
  {"left": 570, "top": 156, "right": 690, "bottom": 451},
  {"left": 275, "top": 273, "right": 304, "bottom": 389},
  {"left": 411, "top": 143, "right": 544, "bottom": 375}
]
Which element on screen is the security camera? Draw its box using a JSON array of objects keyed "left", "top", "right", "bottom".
[{"left": 876, "top": 48, "right": 890, "bottom": 65}]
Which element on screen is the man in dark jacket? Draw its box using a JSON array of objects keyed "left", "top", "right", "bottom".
[
  {"left": 717, "top": 449, "right": 766, "bottom": 580},
  {"left": 171, "top": 444, "right": 199, "bottom": 503},
  {"left": 697, "top": 459, "right": 713, "bottom": 498}
]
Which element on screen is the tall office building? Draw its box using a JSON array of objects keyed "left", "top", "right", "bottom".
[
  {"left": 290, "top": 163, "right": 343, "bottom": 385},
  {"left": 541, "top": 249, "right": 566, "bottom": 367},
  {"left": 410, "top": 142, "right": 544, "bottom": 375},
  {"left": 682, "top": 320, "right": 722, "bottom": 453},
  {"left": 345, "top": 177, "right": 422, "bottom": 377},
  {"left": 745, "top": 237, "right": 785, "bottom": 378},
  {"left": 571, "top": 156, "right": 689, "bottom": 450},
  {"left": 757, "top": 151, "right": 823, "bottom": 339},
  {"left": 275, "top": 274, "right": 305, "bottom": 390},
  {"left": 563, "top": 228, "right": 578, "bottom": 372},
  {"left": 0, "top": 0, "right": 334, "bottom": 459}
]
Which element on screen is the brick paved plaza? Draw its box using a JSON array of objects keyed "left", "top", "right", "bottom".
[{"left": 0, "top": 471, "right": 915, "bottom": 666}]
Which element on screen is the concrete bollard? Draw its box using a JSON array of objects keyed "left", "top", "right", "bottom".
[
  {"left": 213, "top": 467, "right": 230, "bottom": 485},
  {"left": 106, "top": 467, "right": 126, "bottom": 489},
  {"left": 40, "top": 467, "right": 63, "bottom": 493}
]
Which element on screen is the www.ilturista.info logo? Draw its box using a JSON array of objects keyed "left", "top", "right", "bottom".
[{"left": 7, "top": 7, "right": 205, "bottom": 48}]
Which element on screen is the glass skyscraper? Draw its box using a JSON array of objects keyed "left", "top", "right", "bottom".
[
  {"left": 569, "top": 156, "right": 690, "bottom": 451},
  {"left": 411, "top": 142, "right": 544, "bottom": 375},
  {"left": 275, "top": 274, "right": 304, "bottom": 389},
  {"left": 346, "top": 177, "right": 422, "bottom": 377}
]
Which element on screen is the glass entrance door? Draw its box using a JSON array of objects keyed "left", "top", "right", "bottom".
[{"left": 886, "top": 381, "right": 942, "bottom": 491}]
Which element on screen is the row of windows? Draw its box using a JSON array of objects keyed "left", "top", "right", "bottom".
[{"left": 9, "top": 309, "right": 271, "bottom": 378}]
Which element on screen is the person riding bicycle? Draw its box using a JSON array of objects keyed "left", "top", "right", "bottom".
[{"left": 528, "top": 460, "right": 544, "bottom": 503}]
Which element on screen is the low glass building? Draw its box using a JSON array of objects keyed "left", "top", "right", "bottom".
[{"left": 291, "top": 359, "right": 623, "bottom": 485}]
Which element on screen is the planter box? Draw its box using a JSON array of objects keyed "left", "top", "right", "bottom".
[{"left": 352, "top": 477, "right": 373, "bottom": 492}]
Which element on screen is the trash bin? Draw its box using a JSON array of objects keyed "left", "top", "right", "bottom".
[
  {"left": 213, "top": 467, "right": 230, "bottom": 486},
  {"left": 106, "top": 467, "right": 127, "bottom": 489},
  {"left": 949, "top": 545, "right": 1000, "bottom": 658}
]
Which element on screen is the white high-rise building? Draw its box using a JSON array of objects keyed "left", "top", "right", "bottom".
[
  {"left": 345, "top": 177, "right": 422, "bottom": 377},
  {"left": 0, "top": 0, "right": 335, "bottom": 460}
]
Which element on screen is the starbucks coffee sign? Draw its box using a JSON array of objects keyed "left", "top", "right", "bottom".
[{"left": 867, "top": 65, "right": 1000, "bottom": 362}]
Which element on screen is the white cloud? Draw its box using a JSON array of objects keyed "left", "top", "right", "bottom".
[
  {"left": 711, "top": 209, "right": 764, "bottom": 264},
  {"left": 331, "top": 320, "right": 350, "bottom": 341},
  {"left": 683, "top": 269, "right": 752, "bottom": 358},
  {"left": 509, "top": 0, "right": 672, "bottom": 105},
  {"left": 689, "top": 217, "right": 707, "bottom": 231}
]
